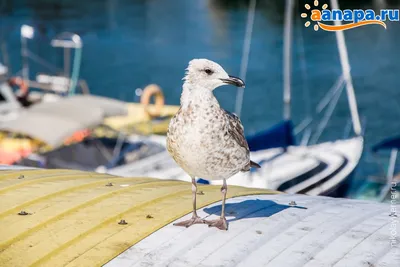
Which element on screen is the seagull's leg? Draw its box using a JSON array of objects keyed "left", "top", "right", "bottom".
[
  {"left": 204, "top": 178, "right": 228, "bottom": 230},
  {"left": 173, "top": 176, "right": 205, "bottom": 227}
]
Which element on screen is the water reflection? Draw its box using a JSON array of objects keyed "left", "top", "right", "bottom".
[{"left": 0, "top": 0, "right": 399, "bottom": 149}]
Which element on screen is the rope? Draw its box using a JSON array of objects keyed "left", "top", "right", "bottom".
[
  {"left": 317, "top": 74, "right": 344, "bottom": 112},
  {"left": 26, "top": 50, "right": 63, "bottom": 73},
  {"left": 113, "top": 131, "right": 127, "bottom": 159},
  {"left": 309, "top": 82, "right": 344, "bottom": 144},
  {"left": 300, "top": 128, "right": 312, "bottom": 146},
  {"left": 293, "top": 75, "right": 344, "bottom": 135}
]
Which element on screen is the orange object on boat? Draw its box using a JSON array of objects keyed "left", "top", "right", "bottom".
[
  {"left": 0, "top": 149, "right": 32, "bottom": 165},
  {"left": 64, "top": 129, "right": 91, "bottom": 145},
  {"left": 0, "top": 138, "right": 34, "bottom": 164},
  {"left": 8, "top": 76, "right": 29, "bottom": 95},
  {"left": 0, "top": 129, "right": 91, "bottom": 165}
]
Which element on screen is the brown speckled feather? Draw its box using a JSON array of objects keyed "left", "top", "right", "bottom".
[
  {"left": 223, "top": 110, "right": 249, "bottom": 151},
  {"left": 222, "top": 110, "right": 261, "bottom": 171}
]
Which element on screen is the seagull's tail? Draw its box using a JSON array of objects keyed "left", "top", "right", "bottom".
[
  {"left": 250, "top": 160, "right": 261, "bottom": 169},
  {"left": 242, "top": 160, "right": 261, "bottom": 172}
]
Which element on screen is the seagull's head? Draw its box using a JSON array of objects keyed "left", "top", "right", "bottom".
[{"left": 183, "top": 59, "right": 245, "bottom": 90}]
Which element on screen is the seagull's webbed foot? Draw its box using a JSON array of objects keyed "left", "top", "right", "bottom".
[
  {"left": 173, "top": 215, "right": 205, "bottom": 228},
  {"left": 204, "top": 217, "right": 228, "bottom": 231}
]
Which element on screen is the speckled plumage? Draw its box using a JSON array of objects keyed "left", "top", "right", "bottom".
[
  {"left": 166, "top": 59, "right": 260, "bottom": 230},
  {"left": 167, "top": 59, "right": 259, "bottom": 181}
]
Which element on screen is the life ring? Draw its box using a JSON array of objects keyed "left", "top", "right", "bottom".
[
  {"left": 140, "top": 84, "right": 165, "bottom": 118},
  {"left": 8, "top": 76, "right": 29, "bottom": 96}
]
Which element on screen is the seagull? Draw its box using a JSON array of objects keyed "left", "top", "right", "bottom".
[{"left": 166, "top": 59, "right": 261, "bottom": 230}]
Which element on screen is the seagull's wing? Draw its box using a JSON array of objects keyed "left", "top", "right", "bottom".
[
  {"left": 223, "top": 109, "right": 261, "bottom": 170},
  {"left": 222, "top": 109, "right": 249, "bottom": 151}
]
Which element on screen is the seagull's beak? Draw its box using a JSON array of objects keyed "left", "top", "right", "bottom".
[{"left": 220, "top": 75, "right": 245, "bottom": 88}]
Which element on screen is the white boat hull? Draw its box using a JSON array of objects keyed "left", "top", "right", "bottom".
[{"left": 106, "top": 136, "right": 364, "bottom": 197}]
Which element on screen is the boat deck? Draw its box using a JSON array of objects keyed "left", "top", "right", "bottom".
[
  {"left": 0, "top": 168, "right": 272, "bottom": 267},
  {"left": 108, "top": 193, "right": 398, "bottom": 267},
  {"left": 0, "top": 167, "right": 397, "bottom": 267}
]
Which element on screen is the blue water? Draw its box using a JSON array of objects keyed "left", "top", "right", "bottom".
[{"left": 1, "top": 0, "right": 400, "bottom": 190}]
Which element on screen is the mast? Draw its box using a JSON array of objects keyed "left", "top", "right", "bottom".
[
  {"left": 283, "top": 0, "right": 294, "bottom": 120},
  {"left": 20, "top": 25, "right": 34, "bottom": 85},
  {"left": 234, "top": 0, "right": 256, "bottom": 117},
  {"left": 330, "top": 0, "right": 362, "bottom": 135}
]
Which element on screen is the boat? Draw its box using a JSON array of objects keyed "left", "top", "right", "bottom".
[
  {"left": 0, "top": 86, "right": 178, "bottom": 166},
  {"left": 0, "top": 94, "right": 128, "bottom": 164},
  {"left": 1, "top": 25, "right": 179, "bottom": 167},
  {"left": 237, "top": 0, "right": 364, "bottom": 197},
  {"left": 0, "top": 166, "right": 396, "bottom": 267},
  {"left": 15, "top": 131, "right": 168, "bottom": 173},
  {"left": 355, "top": 135, "right": 399, "bottom": 202},
  {"left": 0, "top": 25, "right": 179, "bottom": 133},
  {"left": 0, "top": 94, "right": 174, "bottom": 172},
  {"left": 2, "top": 26, "right": 87, "bottom": 109},
  {"left": 103, "top": 0, "right": 364, "bottom": 198}
]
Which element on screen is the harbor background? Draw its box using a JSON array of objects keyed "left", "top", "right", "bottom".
[{"left": 1, "top": 0, "right": 399, "bottom": 188}]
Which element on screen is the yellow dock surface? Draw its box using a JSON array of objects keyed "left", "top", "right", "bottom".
[{"left": 0, "top": 168, "right": 276, "bottom": 267}]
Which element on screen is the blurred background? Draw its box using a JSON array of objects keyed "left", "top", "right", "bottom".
[{"left": 0, "top": 0, "right": 399, "bottom": 200}]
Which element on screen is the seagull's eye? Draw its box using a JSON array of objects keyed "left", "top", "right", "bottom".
[{"left": 204, "top": 68, "right": 214, "bottom": 75}]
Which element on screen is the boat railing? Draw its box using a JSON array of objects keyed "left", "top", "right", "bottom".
[
  {"left": 18, "top": 46, "right": 91, "bottom": 95},
  {"left": 5, "top": 25, "right": 89, "bottom": 96}
]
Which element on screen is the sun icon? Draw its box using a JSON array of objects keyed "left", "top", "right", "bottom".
[{"left": 301, "top": 1, "right": 328, "bottom": 31}]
